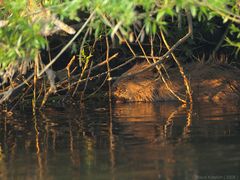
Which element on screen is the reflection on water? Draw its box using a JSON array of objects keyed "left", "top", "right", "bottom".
[{"left": 0, "top": 102, "right": 240, "bottom": 179}]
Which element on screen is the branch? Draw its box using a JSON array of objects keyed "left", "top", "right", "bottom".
[
  {"left": 0, "top": 10, "right": 96, "bottom": 104},
  {"left": 37, "top": 10, "right": 96, "bottom": 77},
  {"left": 110, "top": 11, "right": 193, "bottom": 80}
]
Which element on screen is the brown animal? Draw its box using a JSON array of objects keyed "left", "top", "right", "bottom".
[{"left": 112, "top": 62, "right": 240, "bottom": 103}]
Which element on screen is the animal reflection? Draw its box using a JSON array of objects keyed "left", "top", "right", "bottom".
[{"left": 0, "top": 103, "right": 239, "bottom": 179}]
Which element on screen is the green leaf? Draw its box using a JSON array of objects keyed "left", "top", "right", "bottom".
[{"left": 190, "top": 6, "right": 197, "bottom": 17}]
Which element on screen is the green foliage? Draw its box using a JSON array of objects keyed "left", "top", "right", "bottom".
[
  {"left": 0, "top": 0, "right": 240, "bottom": 72},
  {"left": 226, "top": 23, "right": 240, "bottom": 55},
  {"left": 0, "top": 0, "right": 46, "bottom": 70},
  {"left": 80, "top": 48, "right": 92, "bottom": 64}
]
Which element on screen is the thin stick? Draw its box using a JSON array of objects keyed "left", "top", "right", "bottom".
[
  {"left": 32, "top": 54, "right": 38, "bottom": 115},
  {"left": 72, "top": 57, "right": 90, "bottom": 97},
  {"left": 83, "top": 76, "right": 108, "bottom": 100},
  {"left": 0, "top": 10, "right": 96, "bottom": 104},
  {"left": 210, "top": 22, "right": 230, "bottom": 58},
  {"left": 58, "top": 56, "right": 137, "bottom": 90},
  {"left": 105, "top": 37, "right": 112, "bottom": 102},
  {"left": 100, "top": 13, "right": 124, "bottom": 42},
  {"left": 80, "top": 61, "right": 93, "bottom": 102},
  {"left": 160, "top": 14, "right": 193, "bottom": 103},
  {"left": 37, "top": 10, "right": 96, "bottom": 77},
  {"left": 149, "top": 35, "right": 186, "bottom": 103},
  {"left": 78, "top": 27, "right": 90, "bottom": 67},
  {"left": 123, "top": 39, "right": 136, "bottom": 57},
  {"left": 9, "top": 85, "right": 32, "bottom": 112},
  {"left": 110, "top": 11, "right": 193, "bottom": 82}
]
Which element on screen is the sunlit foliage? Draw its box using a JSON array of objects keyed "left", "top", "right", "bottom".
[{"left": 0, "top": 0, "right": 239, "bottom": 72}]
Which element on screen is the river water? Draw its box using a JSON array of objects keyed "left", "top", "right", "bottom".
[{"left": 0, "top": 102, "right": 240, "bottom": 180}]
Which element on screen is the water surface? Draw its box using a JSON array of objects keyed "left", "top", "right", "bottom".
[{"left": 0, "top": 102, "right": 240, "bottom": 179}]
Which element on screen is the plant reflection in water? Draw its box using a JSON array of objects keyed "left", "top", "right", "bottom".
[{"left": 0, "top": 102, "right": 239, "bottom": 179}]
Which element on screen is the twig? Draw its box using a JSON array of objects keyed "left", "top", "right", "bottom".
[
  {"left": 160, "top": 11, "right": 193, "bottom": 104},
  {"left": 80, "top": 61, "right": 93, "bottom": 102},
  {"left": 105, "top": 37, "right": 112, "bottom": 102},
  {"left": 100, "top": 13, "right": 136, "bottom": 58},
  {"left": 148, "top": 35, "right": 186, "bottom": 103},
  {"left": 0, "top": 87, "right": 13, "bottom": 104},
  {"left": 0, "top": 10, "right": 96, "bottom": 104},
  {"left": 57, "top": 56, "right": 137, "bottom": 93},
  {"left": 99, "top": 13, "right": 124, "bottom": 42},
  {"left": 123, "top": 39, "right": 136, "bottom": 57},
  {"left": 58, "top": 53, "right": 119, "bottom": 86},
  {"left": 9, "top": 85, "right": 32, "bottom": 112},
  {"left": 54, "top": 53, "right": 118, "bottom": 92},
  {"left": 210, "top": 22, "right": 230, "bottom": 59},
  {"left": 72, "top": 54, "right": 90, "bottom": 97},
  {"left": 32, "top": 55, "right": 38, "bottom": 114},
  {"left": 37, "top": 10, "right": 96, "bottom": 77},
  {"left": 110, "top": 10, "right": 193, "bottom": 82},
  {"left": 92, "top": 53, "right": 118, "bottom": 70},
  {"left": 78, "top": 27, "right": 90, "bottom": 67},
  {"left": 83, "top": 76, "right": 108, "bottom": 100},
  {"left": 0, "top": 73, "right": 34, "bottom": 103}
]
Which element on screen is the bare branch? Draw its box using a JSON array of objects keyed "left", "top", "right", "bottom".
[{"left": 110, "top": 11, "right": 193, "bottom": 81}]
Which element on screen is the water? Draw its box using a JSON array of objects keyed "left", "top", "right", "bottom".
[{"left": 0, "top": 102, "right": 240, "bottom": 180}]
